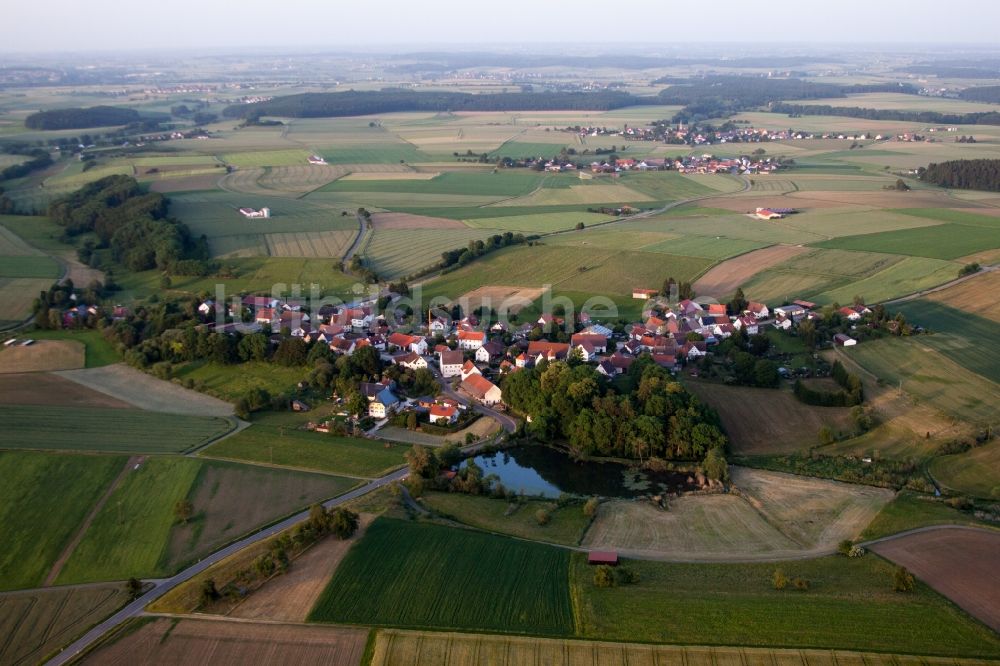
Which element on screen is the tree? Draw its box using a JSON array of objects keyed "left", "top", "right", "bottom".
[
  {"left": 329, "top": 508, "right": 360, "bottom": 539},
  {"left": 837, "top": 539, "right": 854, "bottom": 556},
  {"left": 583, "top": 497, "right": 600, "bottom": 517},
  {"left": 798, "top": 319, "right": 817, "bottom": 350},
  {"left": 703, "top": 447, "right": 729, "bottom": 482},
  {"left": 200, "top": 578, "right": 220, "bottom": 606},
  {"left": 893, "top": 566, "right": 915, "bottom": 592},
  {"left": 772, "top": 568, "right": 788, "bottom": 590},
  {"left": 817, "top": 426, "right": 835, "bottom": 446},
  {"left": 174, "top": 499, "right": 194, "bottom": 524},
  {"left": 405, "top": 444, "right": 436, "bottom": 478},
  {"left": 593, "top": 565, "right": 616, "bottom": 588},
  {"left": 346, "top": 390, "right": 367, "bottom": 418},
  {"left": 125, "top": 577, "right": 143, "bottom": 599},
  {"left": 535, "top": 508, "right": 551, "bottom": 525},
  {"left": 406, "top": 411, "right": 418, "bottom": 431},
  {"left": 728, "top": 287, "right": 748, "bottom": 315}
]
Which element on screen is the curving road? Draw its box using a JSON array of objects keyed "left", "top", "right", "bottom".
[{"left": 45, "top": 467, "right": 409, "bottom": 666}]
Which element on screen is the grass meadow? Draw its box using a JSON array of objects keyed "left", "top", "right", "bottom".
[
  {"left": 860, "top": 492, "right": 995, "bottom": 540},
  {"left": 202, "top": 410, "right": 407, "bottom": 478},
  {"left": 814, "top": 224, "right": 1000, "bottom": 260},
  {"left": 0, "top": 451, "right": 124, "bottom": 590},
  {"left": 895, "top": 300, "right": 1000, "bottom": 384},
  {"left": 571, "top": 553, "right": 1000, "bottom": 657},
  {"left": 930, "top": 440, "right": 1000, "bottom": 499},
  {"left": 309, "top": 517, "right": 574, "bottom": 635}
]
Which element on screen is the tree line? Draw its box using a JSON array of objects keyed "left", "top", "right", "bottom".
[
  {"left": 770, "top": 103, "right": 1000, "bottom": 127},
  {"left": 793, "top": 360, "right": 863, "bottom": 408},
  {"left": 48, "top": 175, "right": 209, "bottom": 272},
  {"left": 222, "top": 90, "right": 657, "bottom": 120},
  {"left": 501, "top": 355, "right": 729, "bottom": 476},
  {"left": 24, "top": 106, "right": 141, "bottom": 130},
  {"left": 919, "top": 159, "right": 1000, "bottom": 192},
  {"left": 958, "top": 85, "right": 1000, "bottom": 104}
]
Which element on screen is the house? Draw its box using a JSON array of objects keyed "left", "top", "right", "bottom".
[
  {"left": 460, "top": 360, "right": 481, "bottom": 381},
  {"left": 476, "top": 340, "right": 505, "bottom": 364},
  {"left": 239, "top": 207, "right": 271, "bottom": 219},
  {"left": 773, "top": 304, "right": 807, "bottom": 320},
  {"left": 308, "top": 154, "right": 327, "bottom": 165},
  {"left": 839, "top": 305, "right": 871, "bottom": 321},
  {"left": 515, "top": 352, "right": 529, "bottom": 368},
  {"left": 734, "top": 314, "right": 759, "bottom": 335},
  {"left": 527, "top": 341, "right": 570, "bottom": 363},
  {"left": 461, "top": 374, "right": 502, "bottom": 406},
  {"left": 291, "top": 399, "right": 310, "bottom": 412},
  {"left": 387, "top": 332, "right": 427, "bottom": 355},
  {"left": 680, "top": 340, "right": 708, "bottom": 359},
  {"left": 369, "top": 387, "right": 400, "bottom": 418},
  {"left": 395, "top": 351, "right": 428, "bottom": 370},
  {"left": 570, "top": 333, "right": 608, "bottom": 354},
  {"left": 255, "top": 308, "right": 277, "bottom": 326},
  {"left": 834, "top": 333, "right": 858, "bottom": 347},
  {"left": 596, "top": 359, "right": 617, "bottom": 377},
  {"left": 652, "top": 354, "right": 677, "bottom": 370},
  {"left": 456, "top": 330, "right": 486, "bottom": 351},
  {"left": 360, "top": 382, "right": 388, "bottom": 401},
  {"left": 429, "top": 317, "right": 451, "bottom": 334},
  {"left": 439, "top": 349, "right": 464, "bottom": 378},
  {"left": 429, "top": 403, "right": 459, "bottom": 425},
  {"left": 587, "top": 551, "right": 619, "bottom": 566},
  {"left": 632, "top": 288, "right": 659, "bottom": 300},
  {"left": 347, "top": 308, "right": 374, "bottom": 330},
  {"left": 197, "top": 300, "right": 215, "bottom": 317},
  {"left": 745, "top": 302, "right": 770, "bottom": 319},
  {"left": 582, "top": 323, "right": 613, "bottom": 338},
  {"left": 329, "top": 336, "right": 357, "bottom": 355}
]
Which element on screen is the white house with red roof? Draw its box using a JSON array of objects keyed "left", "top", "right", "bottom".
[
  {"left": 429, "top": 403, "right": 459, "bottom": 425},
  {"left": 456, "top": 330, "right": 486, "bottom": 351}
]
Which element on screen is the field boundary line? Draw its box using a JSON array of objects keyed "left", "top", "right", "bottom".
[
  {"left": 860, "top": 523, "right": 1000, "bottom": 548},
  {"left": 193, "top": 452, "right": 390, "bottom": 481},
  {"left": 42, "top": 456, "right": 142, "bottom": 587}
]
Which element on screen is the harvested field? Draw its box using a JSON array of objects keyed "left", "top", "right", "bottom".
[
  {"left": 0, "top": 584, "right": 128, "bottom": 666},
  {"left": 82, "top": 617, "right": 369, "bottom": 666},
  {"left": 55, "top": 364, "right": 234, "bottom": 417},
  {"left": 230, "top": 515, "right": 374, "bottom": 621},
  {"left": 583, "top": 468, "right": 890, "bottom": 560},
  {"left": 0, "top": 277, "right": 52, "bottom": 328},
  {"left": 0, "top": 340, "right": 84, "bottom": 373},
  {"left": 0, "top": 372, "right": 130, "bottom": 408},
  {"left": 786, "top": 190, "right": 974, "bottom": 210},
  {"left": 692, "top": 245, "right": 810, "bottom": 300},
  {"left": 369, "top": 629, "right": 998, "bottom": 666},
  {"left": 370, "top": 211, "right": 468, "bottom": 229},
  {"left": 453, "top": 285, "right": 545, "bottom": 315},
  {"left": 871, "top": 528, "right": 1000, "bottom": 633},
  {"left": 340, "top": 171, "right": 439, "bottom": 180},
  {"left": 686, "top": 382, "right": 855, "bottom": 455},
  {"left": 924, "top": 270, "right": 1000, "bottom": 323},
  {"left": 264, "top": 230, "right": 356, "bottom": 258}
]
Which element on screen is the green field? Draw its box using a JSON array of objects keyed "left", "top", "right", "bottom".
[
  {"left": 309, "top": 517, "right": 574, "bottom": 635},
  {"left": 860, "top": 491, "right": 996, "bottom": 540},
  {"left": 0, "top": 254, "right": 60, "bottom": 278},
  {"left": 163, "top": 459, "right": 356, "bottom": 569},
  {"left": 0, "top": 451, "right": 124, "bottom": 590},
  {"left": 624, "top": 171, "right": 737, "bottom": 200},
  {"left": 895, "top": 300, "right": 1000, "bottom": 384},
  {"left": 27, "top": 329, "right": 120, "bottom": 367},
  {"left": 638, "top": 234, "right": 771, "bottom": 260},
  {"left": 930, "top": 440, "right": 1000, "bottom": 499},
  {"left": 421, "top": 492, "right": 593, "bottom": 546},
  {"left": 201, "top": 411, "right": 408, "bottom": 478},
  {"left": 365, "top": 227, "right": 505, "bottom": 279},
  {"left": 321, "top": 170, "right": 545, "bottom": 198},
  {"left": 814, "top": 224, "right": 1000, "bottom": 260},
  {"left": 171, "top": 360, "right": 308, "bottom": 403},
  {"left": 0, "top": 405, "right": 231, "bottom": 453},
  {"left": 463, "top": 211, "right": 614, "bottom": 232},
  {"left": 422, "top": 244, "right": 710, "bottom": 303},
  {"left": 844, "top": 338, "right": 1000, "bottom": 425},
  {"left": 572, "top": 553, "right": 1000, "bottom": 657},
  {"left": 811, "top": 257, "right": 960, "bottom": 305},
  {"left": 221, "top": 149, "right": 315, "bottom": 168},
  {"left": 57, "top": 456, "right": 203, "bottom": 582}
]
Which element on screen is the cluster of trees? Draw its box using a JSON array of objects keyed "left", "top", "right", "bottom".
[
  {"left": 919, "top": 159, "right": 1000, "bottom": 192},
  {"left": 24, "top": 106, "right": 141, "bottom": 130},
  {"left": 440, "top": 232, "right": 529, "bottom": 270},
  {"left": 223, "top": 90, "right": 652, "bottom": 120},
  {"left": 48, "top": 175, "right": 210, "bottom": 272},
  {"left": 959, "top": 85, "right": 1000, "bottom": 103},
  {"left": 501, "top": 356, "right": 728, "bottom": 474},
  {"left": 747, "top": 453, "right": 932, "bottom": 493},
  {"left": 661, "top": 276, "right": 695, "bottom": 301},
  {"left": 0, "top": 146, "right": 53, "bottom": 181},
  {"left": 33, "top": 278, "right": 109, "bottom": 329},
  {"left": 770, "top": 103, "right": 1000, "bottom": 127},
  {"left": 794, "top": 360, "right": 863, "bottom": 407}
]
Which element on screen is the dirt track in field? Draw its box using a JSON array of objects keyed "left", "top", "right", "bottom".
[
  {"left": 229, "top": 515, "right": 373, "bottom": 621},
  {"left": 371, "top": 211, "right": 468, "bottom": 229},
  {"left": 81, "top": 617, "right": 368, "bottom": 666},
  {"left": 0, "top": 340, "right": 85, "bottom": 373},
  {"left": 0, "top": 372, "right": 131, "bottom": 408},
  {"left": 55, "top": 364, "right": 234, "bottom": 417},
  {"left": 692, "top": 245, "right": 810, "bottom": 300},
  {"left": 871, "top": 528, "right": 1000, "bottom": 632}
]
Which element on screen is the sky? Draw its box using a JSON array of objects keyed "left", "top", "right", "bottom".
[{"left": 4, "top": 0, "right": 999, "bottom": 53}]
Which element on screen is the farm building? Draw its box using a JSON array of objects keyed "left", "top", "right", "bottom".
[
  {"left": 457, "top": 330, "right": 486, "bottom": 351},
  {"left": 307, "top": 154, "right": 328, "bottom": 165},
  {"left": 754, "top": 208, "right": 783, "bottom": 221},
  {"left": 632, "top": 288, "right": 659, "bottom": 300},
  {"left": 834, "top": 333, "right": 858, "bottom": 347},
  {"left": 439, "top": 349, "right": 464, "bottom": 378},
  {"left": 588, "top": 551, "right": 619, "bottom": 566},
  {"left": 461, "top": 374, "right": 502, "bottom": 406},
  {"left": 239, "top": 207, "right": 271, "bottom": 219}
]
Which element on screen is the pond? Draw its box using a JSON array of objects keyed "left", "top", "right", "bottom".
[{"left": 463, "top": 445, "right": 699, "bottom": 499}]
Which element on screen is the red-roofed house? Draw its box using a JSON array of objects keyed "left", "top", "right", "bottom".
[
  {"left": 457, "top": 330, "right": 486, "bottom": 351},
  {"left": 461, "top": 360, "right": 481, "bottom": 381},
  {"left": 429, "top": 403, "right": 459, "bottom": 425},
  {"left": 461, "top": 374, "right": 502, "bottom": 405}
]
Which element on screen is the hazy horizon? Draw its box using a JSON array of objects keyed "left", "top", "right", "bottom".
[{"left": 5, "top": 0, "right": 1000, "bottom": 54}]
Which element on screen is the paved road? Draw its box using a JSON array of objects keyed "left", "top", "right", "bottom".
[
  {"left": 45, "top": 467, "right": 408, "bottom": 666},
  {"left": 432, "top": 367, "right": 519, "bottom": 434}
]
